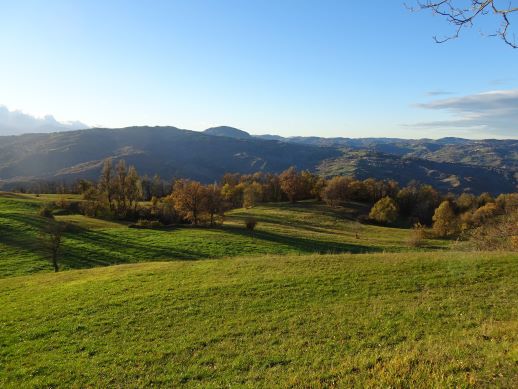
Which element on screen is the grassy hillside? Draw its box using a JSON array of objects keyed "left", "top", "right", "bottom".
[
  {"left": 0, "top": 193, "right": 445, "bottom": 277},
  {"left": 1, "top": 252, "right": 517, "bottom": 387}
]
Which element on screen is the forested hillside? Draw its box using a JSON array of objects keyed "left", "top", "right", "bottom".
[{"left": 0, "top": 126, "right": 516, "bottom": 194}]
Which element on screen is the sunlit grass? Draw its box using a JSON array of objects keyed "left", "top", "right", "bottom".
[
  {"left": 0, "top": 194, "right": 446, "bottom": 277},
  {"left": 1, "top": 252, "right": 517, "bottom": 387}
]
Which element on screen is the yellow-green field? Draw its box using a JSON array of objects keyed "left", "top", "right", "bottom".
[
  {"left": 1, "top": 192, "right": 516, "bottom": 387},
  {"left": 1, "top": 252, "right": 517, "bottom": 387},
  {"left": 0, "top": 193, "right": 445, "bottom": 277}
]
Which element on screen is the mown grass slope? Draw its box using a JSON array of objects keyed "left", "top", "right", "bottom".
[
  {"left": 0, "top": 193, "right": 446, "bottom": 277},
  {"left": 1, "top": 252, "right": 517, "bottom": 387}
]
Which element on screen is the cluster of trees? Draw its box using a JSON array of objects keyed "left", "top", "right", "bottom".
[
  {"left": 78, "top": 159, "right": 143, "bottom": 219},
  {"left": 219, "top": 168, "right": 325, "bottom": 207},
  {"left": 431, "top": 193, "right": 518, "bottom": 249},
  {"left": 35, "top": 159, "right": 517, "bottom": 245},
  {"left": 323, "top": 178, "right": 442, "bottom": 225},
  {"left": 164, "top": 168, "right": 325, "bottom": 225}
]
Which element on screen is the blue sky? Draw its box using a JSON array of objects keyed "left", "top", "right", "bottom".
[{"left": 0, "top": 0, "right": 517, "bottom": 138}]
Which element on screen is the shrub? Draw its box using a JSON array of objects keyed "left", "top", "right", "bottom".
[
  {"left": 468, "top": 211, "right": 518, "bottom": 251},
  {"left": 432, "top": 201, "right": 458, "bottom": 238},
  {"left": 135, "top": 219, "right": 163, "bottom": 229},
  {"left": 55, "top": 195, "right": 69, "bottom": 209},
  {"left": 408, "top": 222, "right": 426, "bottom": 247},
  {"left": 38, "top": 204, "right": 54, "bottom": 219},
  {"left": 244, "top": 217, "right": 258, "bottom": 235},
  {"left": 472, "top": 202, "right": 500, "bottom": 226}
]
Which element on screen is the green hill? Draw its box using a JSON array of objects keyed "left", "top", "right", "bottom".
[
  {"left": 1, "top": 252, "right": 517, "bottom": 387},
  {"left": 0, "top": 193, "right": 446, "bottom": 277}
]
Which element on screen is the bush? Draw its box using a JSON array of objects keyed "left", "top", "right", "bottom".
[
  {"left": 134, "top": 219, "right": 163, "bottom": 229},
  {"left": 432, "top": 201, "right": 458, "bottom": 238},
  {"left": 244, "top": 217, "right": 258, "bottom": 234},
  {"left": 55, "top": 195, "right": 69, "bottom": 209},
  {"left": 468, "top": 211, "right": 518, "bottom": 251},
  {"left": 408, "top": 222, "right": 426, "bottom": 247},
  {"left": 38, "top": 204, "right": 54, "bottom": 219}
]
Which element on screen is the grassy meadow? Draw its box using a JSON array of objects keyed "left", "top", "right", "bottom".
[
  {"left": 0, "top": 192, "right": 445, "bottom": 277},
  {"left": 1, "top": 252, "right": 517, "bottom": 387},
  {"left": 0, "top": 192, "right": 517, "bottom": 387}
]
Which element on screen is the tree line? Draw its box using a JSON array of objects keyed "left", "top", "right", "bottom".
[
  {"left": 35, "top": 158, "right": 517, "bottom": 231},
  {"left": 36, "top": 158, "right": 518, "bottom": 271}
]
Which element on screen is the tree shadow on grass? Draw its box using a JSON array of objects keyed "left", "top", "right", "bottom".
[
  {"left": 217, "top": 224, "right": 381, "bottom": 254},
  {"left": 59, "top": 227, "right": 206, "bottom": 270},
  {"left": 1, "top": 213, "right": 203, "bottom": 272},
  {"left": 228, "top": 201, "right": 371, "bottom": 234}
]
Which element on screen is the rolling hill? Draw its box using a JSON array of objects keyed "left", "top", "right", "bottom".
[
  {"left": 1, "top": 252, "right": 517, "bottom": 387},
  {"left": 0, "top": 126, "right": 339, "bottom": 186},
  {"left": 0, "top": 193, "right": 447, "bottom": 277},
  {"left": 0, "top": 126, "right": 516, "bottom": 194}
]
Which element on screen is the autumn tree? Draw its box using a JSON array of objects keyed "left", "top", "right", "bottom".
[
  {"left": 243, "top": 182, "right": 263, "bottom": 208},
  {"left": 81, "top": 186, "right": 103, "bottom": 217},
  {"left": 398, "top": 183, "right": 441, "bottom": 224},
  {"left": 369, "top": 196, "right": 399, "bottom": 224},
  {"left": 432, "top": 201, "right": 458, "bottom": 237},
  {"left": 456, "top": 193, "right": 477, "bottom": 212},
  {"left": 262, "top": 173, "right": 283, "bottom": 202},
  {"left": 496, "top": 193, "right": 518, "bottom": 213},
  {"left": 221, "top": 182, "right": 245, "bottom": 208},
  {"left": 114, "top": 160, "right": 128, "bottom": 215},
  {"left": 478, "top": 192, "right": 494, "bottom": 206},
  {"left": 205, "top": 183, "right": 225, "bottom": 226},
  {"left": 125, "top": 166, "right": 143, "bottom": 213},
  {"left": 279, "top": 167, "right": 304, "bottom": 203},
  {"left": 322, "top": 176, "right": 351, "bottom": 207},
  {"left": 408, "top": 222, "right": 426, "bottom": 247},
  {"left": 170, "top": 179, "right": 206, "bottom": 225},
  {"left": 99, "top": 158, "right": 115, "bottom": 210},
  {"left": 472, "top": 202, "right": 500, "bottom": 226}
]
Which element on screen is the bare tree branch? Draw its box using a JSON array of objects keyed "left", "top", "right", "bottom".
[{"left": 409, "top": 0, "right": 518, "bottom": 48}]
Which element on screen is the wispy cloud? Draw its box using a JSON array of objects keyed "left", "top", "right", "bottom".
[
  {"left": 410, "top": 90, "right": 518, "bottom": 138},
  {"left": 0, "top": 106, "right": 88, "bottom": 136},
  {"left": 425, "top": 90, "right": 454, "bottom": 96}
]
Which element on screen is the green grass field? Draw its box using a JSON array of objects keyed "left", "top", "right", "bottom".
[
  {"left": 1, "top": 192, "right": 516, "bottom": 387},
  {"left": 0, "top": 193, "right": 445, "bottom": 277},
  {"left": 1, "top": 252, "right": 517, "bottom": 387}
]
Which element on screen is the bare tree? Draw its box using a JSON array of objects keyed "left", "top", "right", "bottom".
[
  {"left": 413, "top": 1, "right": 518, "bottom": 48},
  {"left": 40, "top": 221, "right": 66, "bottom": 272}
]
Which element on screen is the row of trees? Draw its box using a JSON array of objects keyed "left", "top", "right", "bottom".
[
  {"left": 77, "top": 159, "right": 143, "bottom": 218},
  {"left": 41, "top": 159, "right": 517, "bottom": 235}
]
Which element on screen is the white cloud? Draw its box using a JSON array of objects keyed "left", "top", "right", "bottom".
[
  {"left": 411, "top": 90, "right": 518, "bottom": 138},
  {"left": 0, "top": 105, "right": 88, "bottom": 136}
]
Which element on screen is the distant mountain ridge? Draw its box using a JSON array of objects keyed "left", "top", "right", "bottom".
[
  {"left": 0, "top": 126, "right": 339, "bottom": 185},
  {"left": 0, "top": 125, "right": 516, "bottom": 194},
  {"left": 203, "top": 126, "right": 252, "bottom": 139}
]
